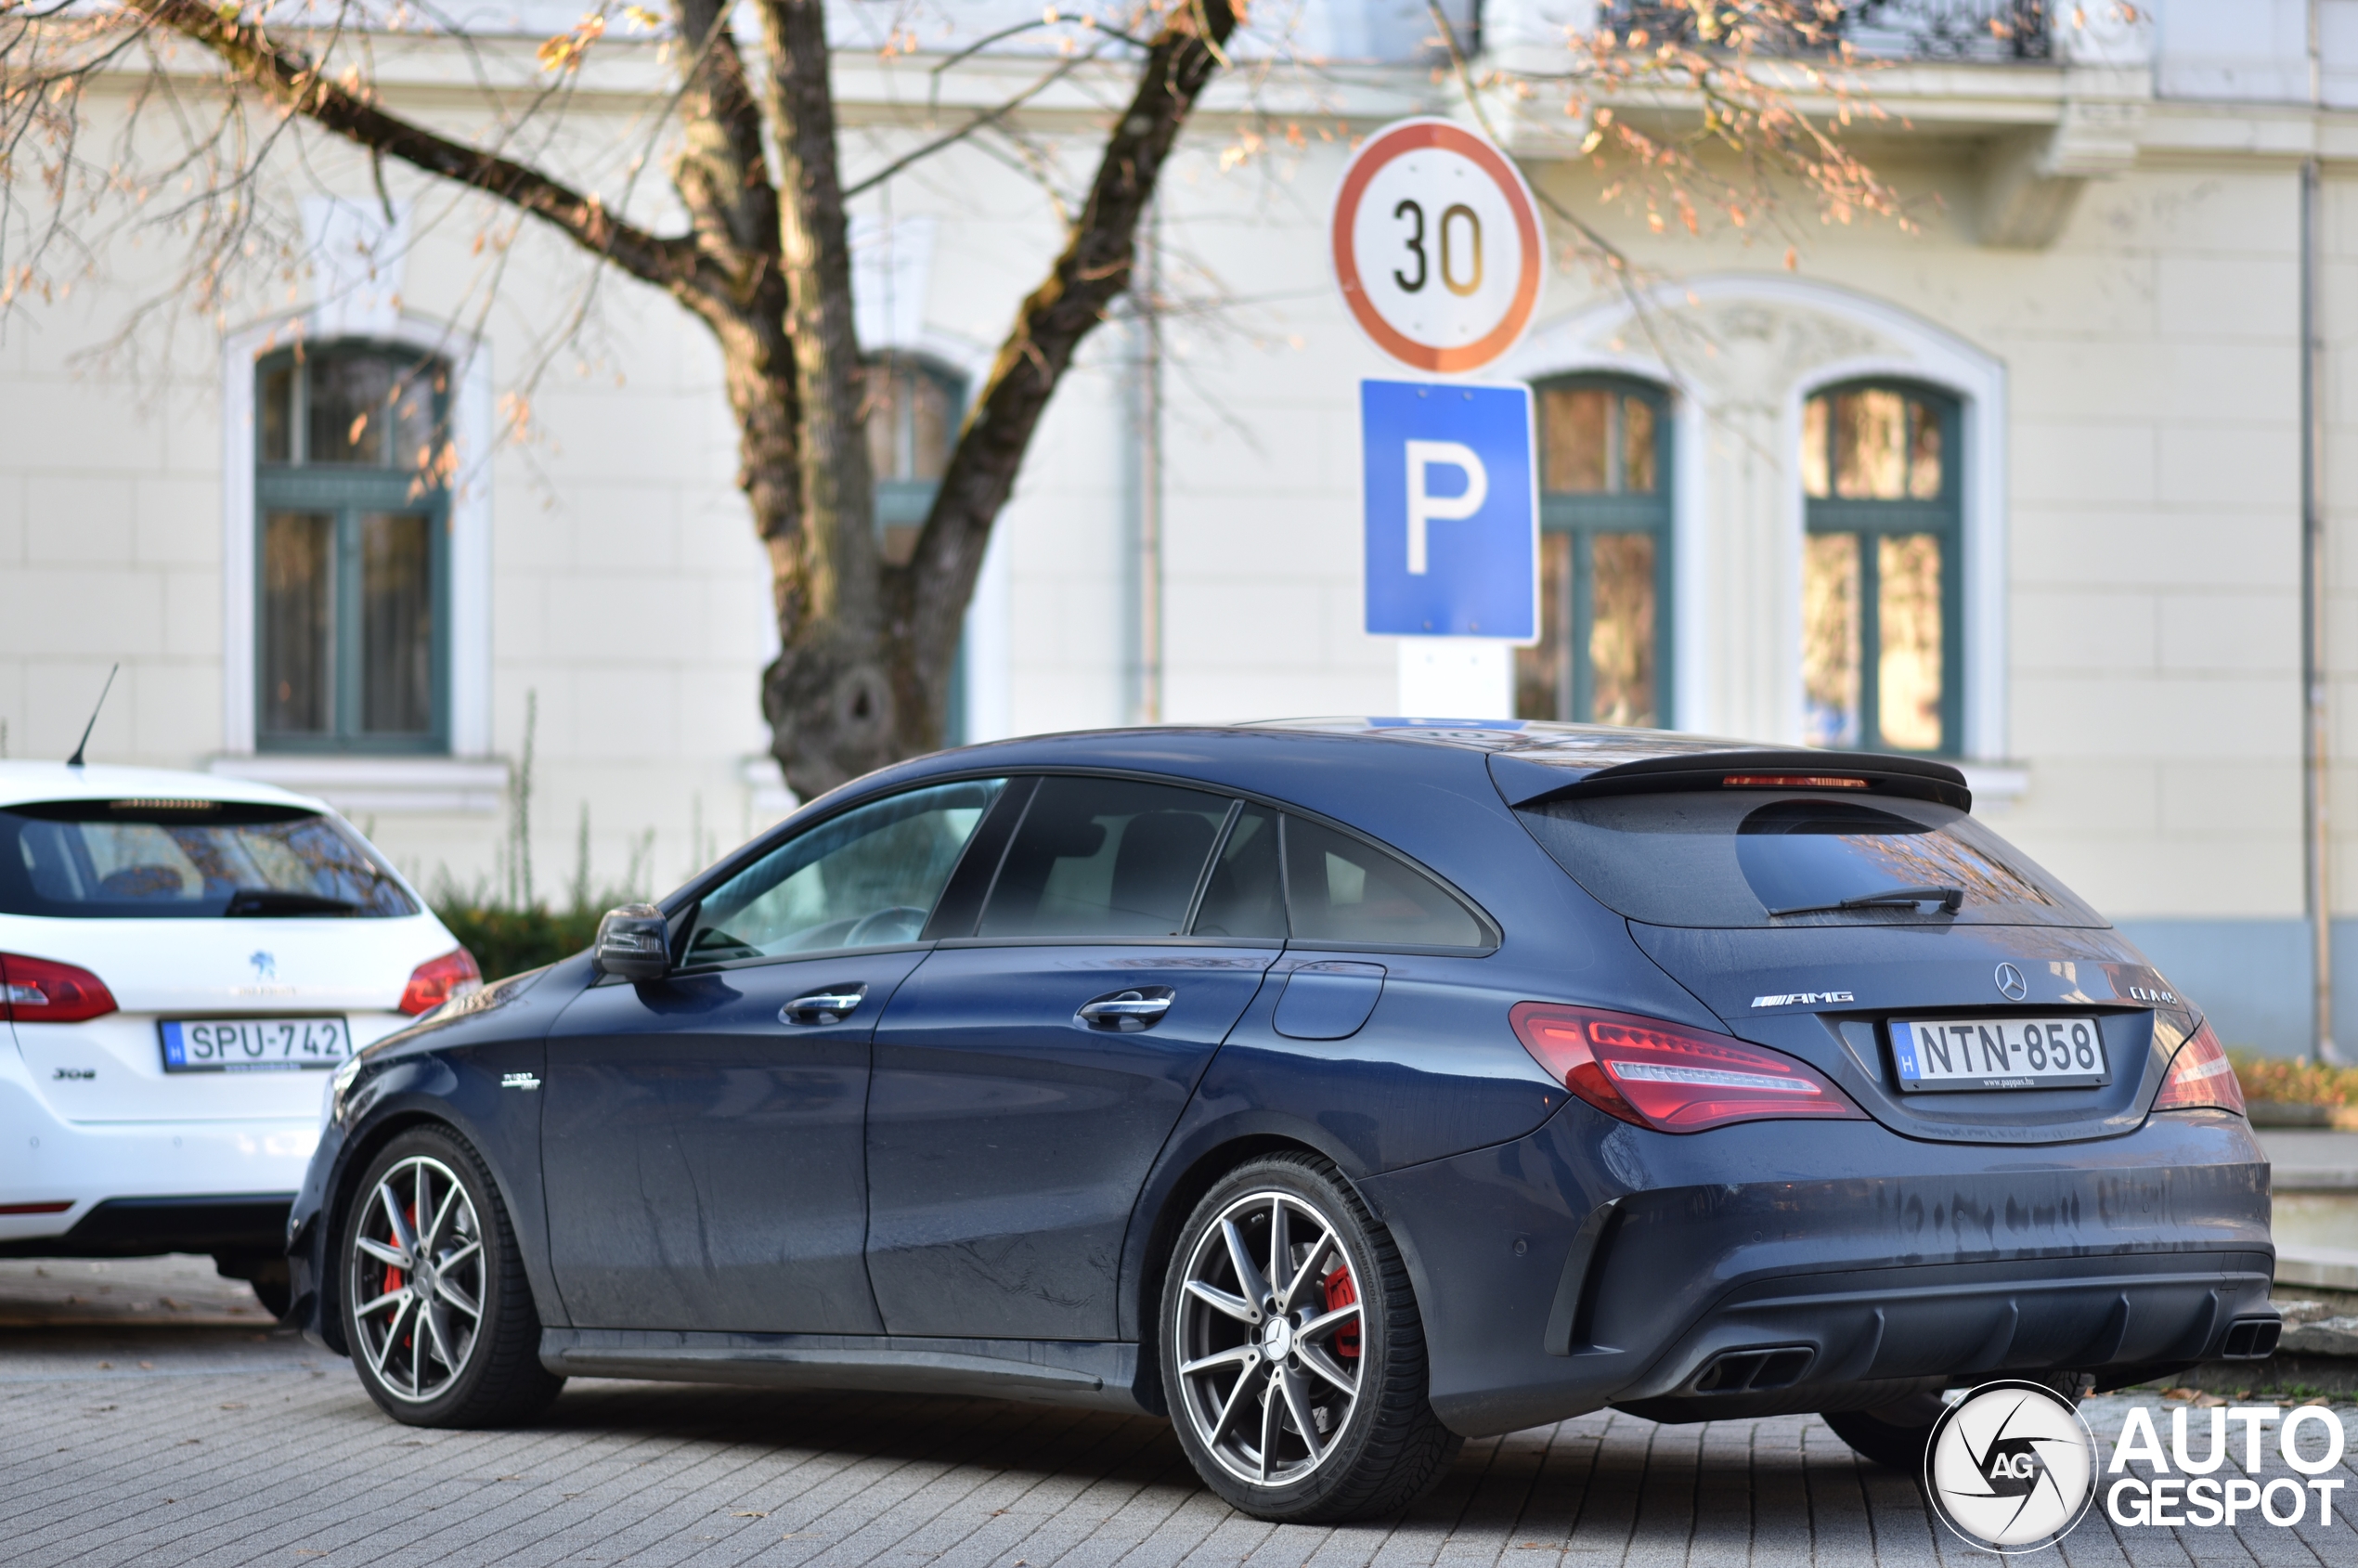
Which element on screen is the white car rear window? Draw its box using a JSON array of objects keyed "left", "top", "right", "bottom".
[{"left": 0, "top": 800, "right": 417, "bottom": 918}]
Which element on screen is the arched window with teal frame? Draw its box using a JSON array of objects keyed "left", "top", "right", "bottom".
[
  {"left": 1799, "top": 380, "right": 1963, "bottom": 756},
  {"left": 1517, "top": 373, "right": 1674, "bottom": 728},
  {"left": 253, "top": 343, "right": 451, "bottom": 754}
]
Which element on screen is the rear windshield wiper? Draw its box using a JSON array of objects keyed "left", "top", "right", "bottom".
[
  {"left": 1768, "top": 884, "right": 1963, "bottom": 918},
  {"left": 223, "top": 889, "right": 361, "bottom": 918}
]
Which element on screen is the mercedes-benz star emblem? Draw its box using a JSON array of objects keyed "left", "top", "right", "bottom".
[
  {"left": 1994, "top": 963, "right": 2028, "bottom": 1002},
  {"left": 1924, "top": 1380, "right": 2098, "bottom": 1552}
]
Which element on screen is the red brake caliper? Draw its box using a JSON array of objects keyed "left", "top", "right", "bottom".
[
  {"left": 1321, "top": 1263, "right": 1360, "bottom": 1359},
  {"left": 382, "top": 1204, "right": 416, "bottom": 1336}
]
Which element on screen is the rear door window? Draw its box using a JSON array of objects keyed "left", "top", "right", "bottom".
[
  {"left": 1189, "top": 803, "right": 1287, "bottom": 940},
  {"left": 1516, "top": 790, "right": 2103, "bottom": 928},
  {"left": 977, "top": 776, "right": 1231, "bottom": 940}
]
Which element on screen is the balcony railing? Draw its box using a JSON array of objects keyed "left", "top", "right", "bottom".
[{"left": 1597, "top": 1, "right": 2051, "bottom": 63}]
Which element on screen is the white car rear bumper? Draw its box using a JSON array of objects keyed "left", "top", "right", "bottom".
[{"left": 0, "top": 1070, "right": 321, "bottom": 1254}]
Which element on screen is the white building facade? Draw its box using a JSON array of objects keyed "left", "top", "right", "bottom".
[{"left": 3, "top": 0, "right": 2356, "bottom": 1052}]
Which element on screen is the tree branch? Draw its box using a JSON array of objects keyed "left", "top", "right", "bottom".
[
  {"left": 843, "top": 53, "right": 1090, "bottom": 201},
  {"left": 891, "top": 0, "right": 1239, "bottom": 694},
  {"left": 129, "top": 0, "right": 700, "bottom": 293}
]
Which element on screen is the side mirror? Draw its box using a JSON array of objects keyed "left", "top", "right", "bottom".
[{"left": 593, "top": 903, "right": 671, "bottom": 981}]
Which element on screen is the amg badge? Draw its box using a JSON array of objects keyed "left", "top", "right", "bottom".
[{"left": 1752, "top": 991, "right": 1856, "bottom": 1008}]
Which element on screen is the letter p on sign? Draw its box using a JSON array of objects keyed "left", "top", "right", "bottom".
[
  {"left": 1405, "top": 442, "right": 1487, "bottom": 575},
  {"left": 1362, "top": 380, "right": 1536, "bottom": 640}
]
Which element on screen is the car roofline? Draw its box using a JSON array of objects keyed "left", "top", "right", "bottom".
[{"left": 0, "top": 760, "right": 330, "bottom": 815}]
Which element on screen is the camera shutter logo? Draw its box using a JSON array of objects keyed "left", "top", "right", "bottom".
[{"left": 1924, "top": 1380, "right": 2099, "bottom": 1552}]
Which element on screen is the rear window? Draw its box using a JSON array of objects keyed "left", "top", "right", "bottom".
[
  {"left": 1515, "top": 790, "right": 2103, "bottom": 928},
  {"left": 0, "top": 800, "right": 417, "bottom": 918}
]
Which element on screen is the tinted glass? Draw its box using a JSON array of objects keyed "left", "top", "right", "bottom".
[
  {"left": 1804, "top": 388, "right": 1945, "bottom": 501},
  {"left": 1189, "top": 803, "right": 1286, "bottom": 940},
  {"left": 1282, "top": 815, "right": 1486, "bottom": 948},
  {"left": 978, "top": 776, "right": 1228, "bottom": 940},
  {"left": 1541, "top": 388, "right": 1656, "bottom": 496},
  {"left": 1877, "top": 534, "right": 1942, "bottom": 752},
  {"left": 360, "top": 513, "right": 434, "bottom": 733},
  {"left": 0, "top": 802, "right": 415, "bottom": 918},
  {"left": 262, "top": 512, "right": 335, "bottom": 735},
  {"left": 305, "top": 351, "right": 440, "bottom": 469},
  {"left": 1803, "top": 534, "right": 1861, "bottom": 748},
  {"left": 1590, "top": 532, "right": 1656, "bottom": 726},
  {"left": 686, "top": 779, "right": 1004, "bottom": 963},
  {"left": 1515, "top": 791, "right": 2102, "bottom": 928}
]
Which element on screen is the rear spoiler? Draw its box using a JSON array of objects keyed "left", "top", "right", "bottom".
[{"left": 1491, "top": 748, "right": 1972, "bottom": 813}]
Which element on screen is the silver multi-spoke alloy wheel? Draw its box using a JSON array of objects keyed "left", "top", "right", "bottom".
[
  {"left": 347, "top": 1154, "right": 486, "bottom": 1404},
  {"left": 1173, "top": 1188, "right": 1366, "bottom": 1488}
]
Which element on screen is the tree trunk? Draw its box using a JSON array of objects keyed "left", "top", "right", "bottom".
[
  {"left": 756, "top": 0, "right": 896, "bottom": 801},
  {"left": 760, "top": 0, "right": 1238, "bottom": 802}
]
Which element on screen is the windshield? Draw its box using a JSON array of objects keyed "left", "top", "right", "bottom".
[
  {"left": 1515, "top": 790, "right": 2103, "bottom": 928},
  {"left": 0, "top": 800, "right": 418, "bottom": 918}
]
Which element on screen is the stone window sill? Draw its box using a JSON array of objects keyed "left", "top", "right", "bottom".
[{"left": 208, "top": 756, "right": 508, "bottom": 816}]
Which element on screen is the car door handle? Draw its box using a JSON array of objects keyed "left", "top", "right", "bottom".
[
  {"left": 781, "top": 985, "right": 868, "bottom": 1025},
  {"left": 1076, "top": 988, "right": 1174, "bottom": 1032}
]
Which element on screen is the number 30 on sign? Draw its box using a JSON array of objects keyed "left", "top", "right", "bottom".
[{"left": 1330, "top": 119, "right": 1544, "bottom": 374}]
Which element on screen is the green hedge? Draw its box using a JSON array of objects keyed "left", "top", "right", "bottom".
[{"left": 434, "top": 903, "right": 603, "bottom": 983}]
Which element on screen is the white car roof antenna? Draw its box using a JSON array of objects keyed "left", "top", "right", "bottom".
[{"left": 64, "top": 664, "right": 119, "bottom": 770}]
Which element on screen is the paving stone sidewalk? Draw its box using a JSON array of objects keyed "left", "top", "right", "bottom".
[{"left": 1, "top": 1262, "right": 2352, "bottom": 1567}]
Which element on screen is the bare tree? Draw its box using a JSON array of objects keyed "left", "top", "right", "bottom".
[{"left": 0, "top": 0, "right": 1910, "bottom": 797}]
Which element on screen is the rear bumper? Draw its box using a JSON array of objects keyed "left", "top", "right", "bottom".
[
  {"left": 0, "top": 1192, "right": 295, "bottom": 1259},
  {"left": 1359, "top": 1104, "right": 2274, "bottom": 1436},
  {"left": 0, "top": 1067, "right": 318, "bottom": 1252}
]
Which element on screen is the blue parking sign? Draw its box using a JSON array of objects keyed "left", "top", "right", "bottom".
[{"left": 1361, "top": 380, "right": 1536, "bottom": 640}]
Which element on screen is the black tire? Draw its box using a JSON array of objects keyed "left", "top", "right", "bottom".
[
  {"left": 211, "top": 1253, "right": 292, "bottom": 1320},
  {"left": 248, "top": 1267, "right": 292, "bottom": 1321},
  {"left": 339, "top": 1124, "right": 564, "bottom": 1427},
  {"left": 1823, "top": 1392, "right": 1947, "bottom": 1472},
  {"left": 1160, "top": 1151, "right": 1460, "bottom": 1523}
]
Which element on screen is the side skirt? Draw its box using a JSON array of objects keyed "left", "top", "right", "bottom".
[{"left": 539, "top": 1328, "right": 1151, "bottom": 1414}]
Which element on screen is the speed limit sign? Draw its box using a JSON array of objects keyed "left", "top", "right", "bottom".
[{"left": 1331, "top": 118, "right": 1544, "bottom": 374}]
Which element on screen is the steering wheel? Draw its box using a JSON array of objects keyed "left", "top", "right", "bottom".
[{"left": 844, "top": 905, "right": 928, "bottom": 947}]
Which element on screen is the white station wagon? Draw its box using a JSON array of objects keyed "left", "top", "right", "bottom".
[{"left": 0, "top": 762, "right": 475, "bottom": 1313}]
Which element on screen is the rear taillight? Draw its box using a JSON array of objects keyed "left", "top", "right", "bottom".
[
  {"left": 2153, "top": 1020, "right": 2244, "bottom": 1115},
  {"left": 0, "top": 952, "right": 117, "bottom": 1024},
  {"left": 399, "top": 948, "right": 482, "bottom": 1017},
  {"left": 1510, "top": 1002, "right": 1867, "bottom": 1134}
]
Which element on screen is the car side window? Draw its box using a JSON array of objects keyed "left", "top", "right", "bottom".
[
  {"left": 1188, "top": 803, "right": 1287, "bottom": 940},
  {"left": 1282, "top": 814, "right": 1487, "bottom": 949},
  {"left": 684, "top": 778, "right": 1007, "bottom": 964},
  {"left": 977, "top": 776, "right": 1231, "bottom": 939}
]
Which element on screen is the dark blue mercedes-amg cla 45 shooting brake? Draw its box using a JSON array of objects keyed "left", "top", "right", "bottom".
[{"left": 289, "top": 720, "right": 2274, "bottom": 1522}]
